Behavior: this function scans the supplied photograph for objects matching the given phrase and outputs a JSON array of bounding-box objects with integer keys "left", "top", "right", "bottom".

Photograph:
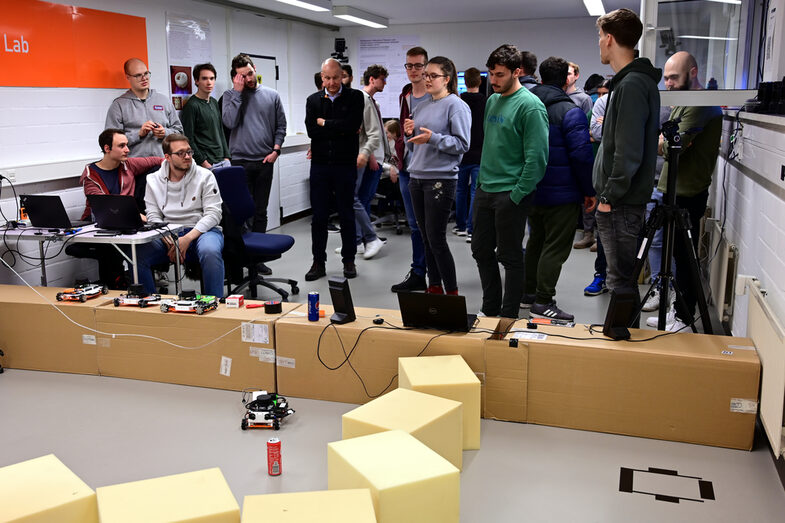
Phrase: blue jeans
[
  {"left": 398, "top": 169, "right": 426, "bottom": 277},
  {"left": 456, "top": 164, "right": 479, "bottom": 233},
  {"left": 354, "top": 165, "right": 381, "bottom": 245},
  {"left": 134, "top": 227, "right": 225, "bottom": 297},
  {"left": 646, "top": 188, "right": 667, "bottom": 279}
]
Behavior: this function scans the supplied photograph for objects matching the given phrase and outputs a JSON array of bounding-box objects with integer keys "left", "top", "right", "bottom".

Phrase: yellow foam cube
[
  {"left": 327, "top": 430, "right": 459, "bottom": 523},
  {"left": 96, "top": 467, "right": 239, "bottom": 522},
  {"left": 399, "top": 355, "right": 481, "bottom": 449},
  {"left": 0, "top": 454, "right": 97, "bottom": 523},
  {"left": 342, "top": 388, "right": 463, "bottom": 469},
  {"left": 241, "top": 489, "right": 375, "bottom": 522}
]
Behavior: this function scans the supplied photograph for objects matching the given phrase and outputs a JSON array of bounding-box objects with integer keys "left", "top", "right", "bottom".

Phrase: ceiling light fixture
[
  {"left": 275, "top": 0, "right": 331, "bottom": 12},
  {"left": 332, "top": 6, "right": 388, "bottom": 28},
  {"left": 679, "top": 35, "right": 738, "bottom": 40},
  {"left": 583, "top": 0, "right": 606, "bottom": 17},
  {"left": 705, "top": 0, "right": 741, "bottom": 5}
]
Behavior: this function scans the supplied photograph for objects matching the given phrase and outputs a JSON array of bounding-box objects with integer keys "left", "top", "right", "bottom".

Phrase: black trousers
[
  {"left": 232, "top": 159, "right": 274, "bottom": 233},
  {"left": 666, "top": 190, "right": 709, "bottom": 322},
  {"left": 471, "top": 188, "right": 533, "bottom": 318},
  {"left": 310, "top": 163, "right": 357, "bottom": 264}
]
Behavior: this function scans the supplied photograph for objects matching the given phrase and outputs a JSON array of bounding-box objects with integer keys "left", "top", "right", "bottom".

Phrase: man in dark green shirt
[
  {"left": 657, "top": 51, "right": 722, "bottom": 331},
  {"left": 471, "top": 44, "right": 549, "bottom": 318},
  {"left": 180, "top": 63, "right": 230, "bottom": 169}
]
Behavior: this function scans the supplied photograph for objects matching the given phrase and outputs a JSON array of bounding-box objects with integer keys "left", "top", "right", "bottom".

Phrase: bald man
[
  {"left": 654, "top": 51, "right": 722, "bottom": 331},
  {"left": 304, "top": 58, "right": 365, "bottom": 281},
  {"left": 106, "top": 58, "right": 183, "bottom": 157}
]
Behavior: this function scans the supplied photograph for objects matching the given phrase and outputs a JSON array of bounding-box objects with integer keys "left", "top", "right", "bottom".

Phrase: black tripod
[{"left": 632, "top": 119, "right": 713, "bottom": 334}]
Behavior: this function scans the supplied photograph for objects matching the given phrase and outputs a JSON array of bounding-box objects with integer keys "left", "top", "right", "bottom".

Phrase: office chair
[{"left": 212, "top": 166, "right": 299, "bottom": 301}]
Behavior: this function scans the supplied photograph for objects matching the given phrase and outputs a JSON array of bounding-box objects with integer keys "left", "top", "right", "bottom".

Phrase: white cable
[{"left": 0, "top": 254, "right": 255, "bottom": 350}]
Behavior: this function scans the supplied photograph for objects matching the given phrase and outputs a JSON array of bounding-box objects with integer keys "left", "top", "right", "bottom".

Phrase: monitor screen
[{"left": 457, "top": 71, "right": 488, "bottom": 94}]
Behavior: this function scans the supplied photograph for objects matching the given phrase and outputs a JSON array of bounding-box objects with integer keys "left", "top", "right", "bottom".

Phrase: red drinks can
[{"left": 267, "top": 437, "right": 282, "bottom": 476}]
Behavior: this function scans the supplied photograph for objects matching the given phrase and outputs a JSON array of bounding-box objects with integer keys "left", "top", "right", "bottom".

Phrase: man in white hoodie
[
  {"left": 136, "top": 134, "right": 225, "bottom": 297},
  {"left": 105, "top": 58, "right": 183, "bottom": 157}
]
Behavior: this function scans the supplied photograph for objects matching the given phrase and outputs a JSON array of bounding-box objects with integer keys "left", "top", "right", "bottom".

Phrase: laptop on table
[
  {"left": 20, "top": 195, "right": 92, "bottom": 230},
  {"left": 87, "top": 194, "right": 166, "bottom": 233},
  {"left": 397, "top": 292, "right": 477, "bottom": 332}
]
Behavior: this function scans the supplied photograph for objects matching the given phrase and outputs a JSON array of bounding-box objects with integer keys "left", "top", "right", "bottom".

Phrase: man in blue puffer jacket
[{"left": 523, "top": 56, "right": 596, "bottom": 321}]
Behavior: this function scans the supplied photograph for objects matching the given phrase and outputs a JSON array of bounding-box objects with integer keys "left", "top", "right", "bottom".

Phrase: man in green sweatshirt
[
  {"left": 593, "top": 8, "right": 662, "bottom": 324},
  {"left": 180, "top": 63, "right": 231, "bottom": 170},
  {"left": 471, "top": 44, "right": 549, "bottom": 318}
]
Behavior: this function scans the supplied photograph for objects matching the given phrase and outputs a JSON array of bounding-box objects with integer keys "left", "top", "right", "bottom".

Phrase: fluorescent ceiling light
[
  {"left": 275, "top": 0, "right": 331, "bottom": 12},
  {"left": 583, "top": 0, "right": 605, "bottom": 16},
  {"left": 679, "top": 35, "right": 738, "bottom": 41},
  {"left": 332, "top": 6, "right": 388, "bottom": 28},
  {"left": 705, "top": 0, "right": 741, "bottom": 4}
]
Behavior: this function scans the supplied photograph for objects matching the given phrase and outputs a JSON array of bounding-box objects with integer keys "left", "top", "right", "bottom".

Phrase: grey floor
[{"left": 2, "top": 216, "right": 785, "bottom": 522}]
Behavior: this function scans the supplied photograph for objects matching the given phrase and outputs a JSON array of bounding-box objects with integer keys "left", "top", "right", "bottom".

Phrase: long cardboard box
[
  {"left": 0, "top": 284, "right": 120, "bottom": 375},
  {"left": 511, "top": 323, "right": 760, "bottom": 449},
  {"left": 94, "top": 299, "right": 301, "bottom": 391}
]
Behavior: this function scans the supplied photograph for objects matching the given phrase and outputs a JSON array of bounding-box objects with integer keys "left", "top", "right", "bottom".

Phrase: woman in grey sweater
[{"left": 404, "top": 56, "right": 471, "bottom": 295}]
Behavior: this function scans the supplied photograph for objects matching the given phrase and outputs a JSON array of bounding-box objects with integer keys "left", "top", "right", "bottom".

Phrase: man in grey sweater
[
  {"left": 222, "top": 53, "right": 287, "bottom": 239},
  {"left": 105, "top": 58, "right": 183, "bottom": 158}
]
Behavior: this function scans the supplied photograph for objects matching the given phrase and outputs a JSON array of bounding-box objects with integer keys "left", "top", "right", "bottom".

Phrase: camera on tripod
[{"left": 660, "top": 117, "right": 682, "bottom": 145}]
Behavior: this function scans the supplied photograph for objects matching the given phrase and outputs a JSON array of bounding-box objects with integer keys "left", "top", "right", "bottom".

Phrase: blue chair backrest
[{"left": 212, "top": 166, "right": 255, "bottom": 225}]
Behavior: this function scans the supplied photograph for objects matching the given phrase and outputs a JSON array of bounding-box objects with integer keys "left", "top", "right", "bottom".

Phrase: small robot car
[
  {"left": 114, "top": 284, "right": 161, "bottom": 308},
  {"left": 56, "top": 282, "right": 108, "bottom": 302},
  {"left": 241, "top": 390, "right": 295, "bottom": 430},
  {"left": 160, "top": 289, "right": 218, "bottom": 315}
]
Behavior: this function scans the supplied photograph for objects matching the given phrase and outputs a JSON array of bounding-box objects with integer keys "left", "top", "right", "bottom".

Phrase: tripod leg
[{"left": 675, "top": 218, "right": 713, "bottom": 334}]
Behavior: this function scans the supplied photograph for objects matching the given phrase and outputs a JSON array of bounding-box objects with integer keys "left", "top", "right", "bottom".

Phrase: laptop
[
  {"left": 397, "top": 292, "right": 477, "bottom": 332},
  {"left": 20, "top": 195, "right": 92, "bottom": 229},
  {"left": 87, "top": 194, "right": 165, "bottom": 233}
]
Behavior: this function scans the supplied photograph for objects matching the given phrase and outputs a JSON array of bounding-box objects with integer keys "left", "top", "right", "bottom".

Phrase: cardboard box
[
  {"left": 275, "top": 306, "right": 488, "bottom": 404},
  {"left": 483, "top": 337, "right": 528, "bottom": 423},
  {"left": 94, "top": 299, "right": 301, "bottom": 391},
  {"left": 512, "top": 323, "right": 760, "bottom": 449},
  {"left": 0, "top": 284, "right": 120, "bottom": 375}
]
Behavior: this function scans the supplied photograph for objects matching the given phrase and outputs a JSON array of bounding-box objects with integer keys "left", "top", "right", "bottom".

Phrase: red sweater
[{"left": 79, "top": 157, "right": 163, "bottom": 220}]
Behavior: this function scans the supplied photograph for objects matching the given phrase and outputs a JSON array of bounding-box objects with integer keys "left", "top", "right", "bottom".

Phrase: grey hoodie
[
  {"left": 144, "top": 160, "right": 222, "bottom": 233},
  {"left": 105, "top": 89, "right": 183, "bottom": 158}
]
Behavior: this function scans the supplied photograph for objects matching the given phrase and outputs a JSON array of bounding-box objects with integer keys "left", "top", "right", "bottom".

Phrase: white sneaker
[
  {"left": 335, "top": 243, "right": 364, "bottom": 254},
  {"left": 363, "top": 238, "right": 384, "bottom": 259},
  {"left": 642, "top": 289, "right": 660, "bottom": 311},
  {"left": 666, "top": 317, "right": 689, "bottom": 332},
  {"left": 646, "top": 308, "right": 675, "bottom": 329}
]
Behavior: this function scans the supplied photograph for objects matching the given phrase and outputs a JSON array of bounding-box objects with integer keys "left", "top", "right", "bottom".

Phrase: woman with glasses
[{"left": 403, "top": 56, "right": 471, "bottom": 295}]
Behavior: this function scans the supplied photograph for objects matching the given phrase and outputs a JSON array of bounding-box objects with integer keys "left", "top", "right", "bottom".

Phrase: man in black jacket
[
  {"left": 304, "top": 58, "right": 365, "bottom": 281},
  {"left": 593, "top": 8, "right": 662, "bottom": 321}
]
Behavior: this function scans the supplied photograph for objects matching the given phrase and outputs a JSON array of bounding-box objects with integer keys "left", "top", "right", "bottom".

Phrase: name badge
[{"left": 153, "top": 105, "right": 164, "bottom": 111}]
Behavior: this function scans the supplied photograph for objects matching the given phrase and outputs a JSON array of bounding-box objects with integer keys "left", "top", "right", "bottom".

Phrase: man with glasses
[
  {"left": 136, "top": 133, "right": 225, "bottom": 297},
  {"left": 390, "top": 46, "right": 430, "bottom": 293},
  {"left": 222, "top": 53, "right": 287, "bottom": 243},
  {"left": 106, "top": 58, "right": 183, "bottom": 157}
]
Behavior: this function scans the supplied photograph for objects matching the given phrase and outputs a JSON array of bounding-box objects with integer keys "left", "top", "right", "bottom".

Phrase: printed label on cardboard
[
  {"left": 276, "top": 356, "right": 295, "bottom": 368},
  {"left": 250, "top": 347, "right": 262, "bottom": 358},
  {"left": 730, "top": 398, "right": 758, "bottom": 414},
  {"left": 510, "top": 330, "right": 548, "bottom": 341},
  {"left": 219, "top": 356, "right": 232, "bottom": 377},
  {"left": 82, "top": 334, "right": 97, "bottom": 345},
  {"left": 241, "top": 322, "right": 269, "bottom": 344},
  {"left": 288, "top": 310, "right": 306, "bottom": 317},
  {"left": 258, "top": 348, "right": 275, "bottom": 363}
]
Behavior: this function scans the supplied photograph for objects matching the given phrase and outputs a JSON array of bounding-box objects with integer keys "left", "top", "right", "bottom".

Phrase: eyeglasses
[
  {"left": 422, "top": 73, "right": 448, "bottom": 81},
  {"left": 170, "top": 149, "right": 194, "bottom": 158},
  {"left": 404, "top": 63, "right": 426, "bottom": 70},
  {"left": 127, "top": 71, "right": 151, "bottom": 80}
]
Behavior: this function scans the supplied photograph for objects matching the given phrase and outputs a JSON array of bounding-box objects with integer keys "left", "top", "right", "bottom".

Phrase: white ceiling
[{"left": 223, "top": 0, "right": 640, "bottom": 27}]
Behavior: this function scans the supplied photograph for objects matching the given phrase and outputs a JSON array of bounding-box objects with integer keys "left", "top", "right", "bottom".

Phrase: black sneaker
[
  {"left": 327, "top": 223, "right": 340, "bottom": 233},
  {"left": 530, "top": 301, "right": 575, "bottom": 321},
  {"left": 519, "top": 294, "right": 536, "bottom": 309},
  {"left": 391, "top": 270, "right": 427, "bottom": 292},
  {"left": 305, "top": 262, "right": 326, "bottom": 281},
  {"left": 256, "top": 262, "right": 273, "bottom": 276},
  {"left": 343, "top": 262, "right": 357, "bottom": 279}
]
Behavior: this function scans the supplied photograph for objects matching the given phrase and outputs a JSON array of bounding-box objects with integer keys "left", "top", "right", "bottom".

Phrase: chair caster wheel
[{"left": 291, "top": 286, "right": 299, "bottom": 295}]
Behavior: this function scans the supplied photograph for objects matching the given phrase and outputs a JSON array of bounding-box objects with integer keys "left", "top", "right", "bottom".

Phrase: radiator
[
  {"left": 701, "top": 218, "right": 739, "bottom": 325},
  {"left": 747, "top": 282, "right": 785, "bottom": 458}
]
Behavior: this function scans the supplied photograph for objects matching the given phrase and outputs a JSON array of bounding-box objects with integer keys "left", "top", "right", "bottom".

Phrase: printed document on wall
[{"left": 358, "top": 36, "right": 420, "bottom": 118}]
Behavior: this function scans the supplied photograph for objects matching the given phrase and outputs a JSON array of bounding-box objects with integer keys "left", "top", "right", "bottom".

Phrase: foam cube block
[
  {"left": 96, "top": 467, "right": 239, "bottom": 523},
  {"left": 0, "top": 454, "right": 98, "bottom": 523},
  {"left": 241, "top": 489, "right": 375, "bottom": 522},
  {"left": 327, "top": 430, "right": 459, "bottom": 523},
  {"left": 399, "top": 354, "right": 481, "bottom": 449},
  {"left": 342, "top": 387, "right": 463, "bottom": 469}
]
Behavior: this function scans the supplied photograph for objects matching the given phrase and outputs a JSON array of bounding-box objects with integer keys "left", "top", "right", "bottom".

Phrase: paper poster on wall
[
  {"left": 358, "top": 36, "right": 420, "bottom": 118},
  {"left": 165, "top": 13, "right": 211, "bottom": 109}
]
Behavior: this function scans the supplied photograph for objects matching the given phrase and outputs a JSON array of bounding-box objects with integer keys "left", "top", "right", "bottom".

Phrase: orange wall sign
[{"left": 0, "top": 0, "right": 148, "bottom": 88}]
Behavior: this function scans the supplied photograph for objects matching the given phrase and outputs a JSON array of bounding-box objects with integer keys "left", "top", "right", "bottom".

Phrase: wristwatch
[{"left": 599, "top": 196, "right": 610, "bottom": 205}]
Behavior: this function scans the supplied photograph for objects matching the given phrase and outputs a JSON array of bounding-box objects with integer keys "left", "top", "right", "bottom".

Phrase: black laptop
[
  {"left": 397, "top": 292, "right": 477, "bottom": 332},
  {"left": 87, "top": 194, "right": 165, "bottom": 233},
  {"left": 20, "top": 194, "right": 92, "bottom": 229}
]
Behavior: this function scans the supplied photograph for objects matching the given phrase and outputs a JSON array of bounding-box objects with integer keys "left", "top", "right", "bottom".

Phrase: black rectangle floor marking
[
  {"left": 654, "top": 494, "right": 681, "bottom": 503},
  {"left": 699, "top": 480, "right": 715, "bottom": 500},
  {"left": 648, "top": 467, "right": 678, "bottom": 476},
  {"left": 619, "top": 467, "right": 634, "bottom": 493}
]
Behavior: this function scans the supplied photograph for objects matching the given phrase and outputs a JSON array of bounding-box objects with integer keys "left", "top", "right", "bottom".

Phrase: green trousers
[{"left": 524, "top": 203, "right": 581, "bottom": 303}]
